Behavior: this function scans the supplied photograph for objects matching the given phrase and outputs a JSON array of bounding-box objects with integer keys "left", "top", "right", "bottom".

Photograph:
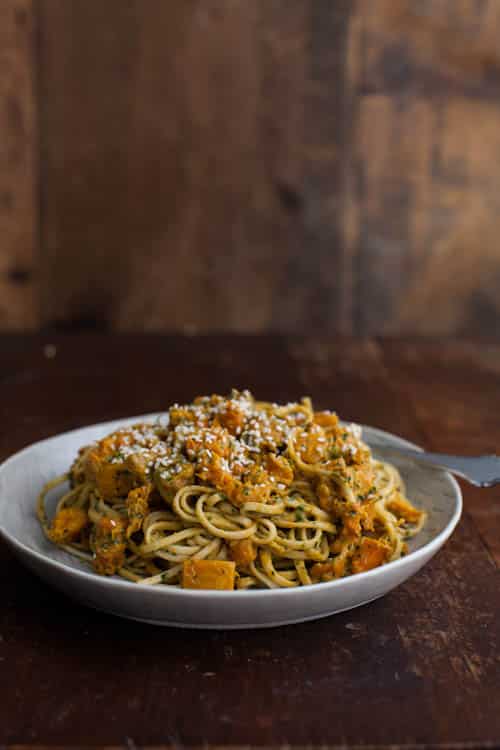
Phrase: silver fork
[{"left": 368, "top": 445, "right": 500, "bottom": 488}]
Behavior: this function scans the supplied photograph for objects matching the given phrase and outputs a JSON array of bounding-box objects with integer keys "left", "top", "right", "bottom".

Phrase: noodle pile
[{"left": 37, "top": 391, "right": 426, "bottom": 589}]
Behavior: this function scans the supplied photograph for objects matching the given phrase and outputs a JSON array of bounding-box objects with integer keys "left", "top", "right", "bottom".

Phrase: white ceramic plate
[{"left": 0, "top": 415, "right": 462, "bottom": 629}]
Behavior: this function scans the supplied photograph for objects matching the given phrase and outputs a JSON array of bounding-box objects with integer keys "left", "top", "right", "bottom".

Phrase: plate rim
[{"left": 0, "top": 412, "right": 463, "bottom": 600}]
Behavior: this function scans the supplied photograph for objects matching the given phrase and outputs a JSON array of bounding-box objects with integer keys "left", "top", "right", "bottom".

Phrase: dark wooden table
[{"left": 1, "top": 335, "right": 499, "bottom": 749}]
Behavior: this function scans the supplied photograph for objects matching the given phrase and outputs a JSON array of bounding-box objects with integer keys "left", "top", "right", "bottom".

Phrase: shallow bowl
[{"left": 0, "top": 415, "right": 462, "bottom": 628}]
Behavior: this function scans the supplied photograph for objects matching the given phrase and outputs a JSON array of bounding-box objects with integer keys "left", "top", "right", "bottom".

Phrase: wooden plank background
[
  {"left": 1, "top": 0, "right": 500, "bottom": 334},
  {"left": 0, "top": 0, "right": 37, "bottom": 330}
]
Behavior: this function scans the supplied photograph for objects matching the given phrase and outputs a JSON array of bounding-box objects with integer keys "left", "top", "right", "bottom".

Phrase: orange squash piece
[
  {"left": 351, "top": 537, "right": 390, "bottom": 574},
  {"left": 387, "top": 493, "right": 424, "bottom": 524},
  {"left": 94, "top": 462, "right": 135, "bottom": 500},
  {"left": 310, "top": 561, "right": 335, "bottom": 582},
  {"left": 295, "top": 424, "right": 328, "bottom": 464},
  {"left": 182, "top": 559, "right": 236, "bottom": 590},
  {"left": 126, "top": 483, "right": 153, "bottom": 538},
  {"left": 313, "top": 411, "right": 339, "bottom": 430},
  {"left": 265, "top": 454, "right": 293, "bottom": 485},
  {"left": 49, "top": 507, "right": 88, "bottom": 544},
  {"left": 216, "top": 402, "right": 245, "bottom": 435},
  {"left": 311, "top": 554, "right": 347, "bottom": 581},
  {"left": 229, "top": 539, "right": 256, "bottom": 567},
  {"left": 92, "top": 517, "right": 128, "bottom": 576}
]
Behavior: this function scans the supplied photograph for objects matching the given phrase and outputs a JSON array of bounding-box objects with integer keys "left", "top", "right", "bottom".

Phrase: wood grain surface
[
  {"left": 0, "top": 334, "right": 499, "bottom": 749},
  {"left": 347, "top": 1, "right": 500, "bottom": 336},
  {"left": 3, "top": 1, "right": 500, "bottom": 332},
  {"left": 0, "top": 0, "right": 37, "bottom": 330}
]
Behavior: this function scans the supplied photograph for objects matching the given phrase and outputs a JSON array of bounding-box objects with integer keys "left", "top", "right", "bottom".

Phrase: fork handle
[{"left": 370, "top": 446, "right": 500, "bottom": 488}]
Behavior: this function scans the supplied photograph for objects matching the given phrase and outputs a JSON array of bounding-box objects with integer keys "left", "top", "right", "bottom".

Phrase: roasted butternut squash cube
[
  {"left": 196, "top": 454, "right": 236, "bottom": 498},
  {"left": 91, "top": 517, "right": 127, "bottom": 576},
  {"left": 295, "top": 423, "right": 328, "bottom": 464},
  {"left": 217, "top": 403, "right": 245, "bottom": 435},
  {"left": 341, "top": 506, "right": 362, "bottom": 537},
  {"left": 182, "top": 559, "right": 236, "bottom": 590},
  {"left": 125, "top": 452, "right": 151, "bottom": 482},
  {"left": 351, "top": 537, "right": 390, "bottom": 574},
  {"left": 311, "top": 556, "right": 347, "bottom": 581},
  {"left": 161, "top": 463, "right": 195, "bottom": 494},
  {"left": 49, "top": 507, "right": 88, "bottom": 544},
  {"left": 126, "top": 483, "right": 153, "bottom": 537},
  {"left": 386, "top": 493, "right": 424, "bottom": 524},
  {"left": 95, "top": 462, "right": 135, "bottom": 500},
  {"left": 185, "top": 426, "right": 231, "bottom": 459},
  {"left": 229, "top": 539, "right": 256, "bottom": 567},
  {"left": 313, "top": 411, "right": 339, "bottom": 430},
  {"left": 265, "top": 454, "right": 293, "bottom": 485}
]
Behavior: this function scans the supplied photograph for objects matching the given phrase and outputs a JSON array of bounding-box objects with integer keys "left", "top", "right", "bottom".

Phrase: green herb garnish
[{"left": 295, "top": 505, "right": 305, "bottom": 522}]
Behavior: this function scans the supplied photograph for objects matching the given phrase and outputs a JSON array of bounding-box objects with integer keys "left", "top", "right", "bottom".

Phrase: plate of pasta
[{"left": 0, "top": 391, "right": 461, "bottom": 628}]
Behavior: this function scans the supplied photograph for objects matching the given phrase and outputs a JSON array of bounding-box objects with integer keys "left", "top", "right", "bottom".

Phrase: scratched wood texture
[
  {"left": 0, "top": 335, "right": 499, "bottom": 749},
  {"left": 3, "top": 0, "right": 500, "bottom": 335}
]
